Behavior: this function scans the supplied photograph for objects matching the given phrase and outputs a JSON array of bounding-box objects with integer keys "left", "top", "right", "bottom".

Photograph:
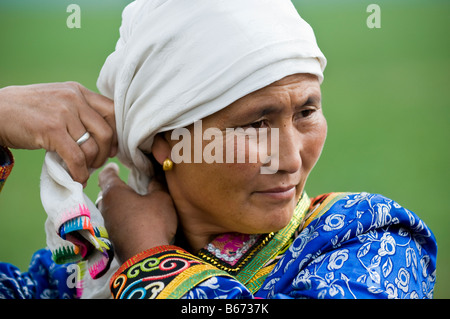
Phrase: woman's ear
[{"left": 151, "top": 133, "right": 172, "bottom": 165}]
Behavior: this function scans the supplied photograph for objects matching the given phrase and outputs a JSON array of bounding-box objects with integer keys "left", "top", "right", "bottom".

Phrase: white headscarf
[{"left": 41, "top": 0, "right": 326, "bottom": 298}]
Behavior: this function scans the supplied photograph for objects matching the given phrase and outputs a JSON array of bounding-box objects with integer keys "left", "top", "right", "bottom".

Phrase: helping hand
[
  {"left": 0, "top": 82, "right": 117, "bottom": 185},
  {"left": 97, "top": 163, "right": 178, "bottom": 264}
]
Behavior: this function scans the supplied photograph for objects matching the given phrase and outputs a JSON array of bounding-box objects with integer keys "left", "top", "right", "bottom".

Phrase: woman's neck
[{"left": 176, "top": 216, "right": 229, "bottom": 253}]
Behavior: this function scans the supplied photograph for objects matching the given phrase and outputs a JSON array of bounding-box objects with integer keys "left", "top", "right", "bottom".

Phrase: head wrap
[{"left": 40, "top": 0, "right": 326, "bottom": 298}]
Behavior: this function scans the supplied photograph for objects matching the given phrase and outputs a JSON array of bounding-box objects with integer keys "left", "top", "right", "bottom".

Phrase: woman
[
  {"left": 91, "top": 0, "right": 437, "bottom": 299},
  {"left": 2, "top": 0, "right": 437, "bottom": 299},
  {"left": 98, "top": 74, "right": 437, "bottom": 298}
]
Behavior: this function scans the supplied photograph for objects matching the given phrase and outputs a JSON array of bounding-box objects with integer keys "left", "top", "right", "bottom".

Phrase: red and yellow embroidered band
[{"left": 110, "top": 245, "right": 232, "bottom": 299}]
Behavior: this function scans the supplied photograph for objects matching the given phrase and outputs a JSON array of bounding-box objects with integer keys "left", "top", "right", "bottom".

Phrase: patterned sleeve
[
  {"left": 0, "top": 148, "right": 78, "bottom": 299},
  {"left": 0, "top": 248, "right": 76, "bottom": 299},
  {"left": 0, "top": 146, "right": 14, "bottom": 193},
  {"left": 110, "top": 245, "right": 254, "bottom": 299},
  {"left": 261, "top": 193, "right": 437, "bottom": 299}
]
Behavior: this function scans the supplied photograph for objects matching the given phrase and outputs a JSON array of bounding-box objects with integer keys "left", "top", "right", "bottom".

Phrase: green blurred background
[{"left": 0, "top": 0, "right": 448, "bottom": 298}]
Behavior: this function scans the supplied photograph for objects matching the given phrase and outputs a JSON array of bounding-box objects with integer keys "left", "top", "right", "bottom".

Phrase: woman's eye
[
  {"left": 300, "top": 109, "right": 314, "bottom": 118},
  {"left": 244, "top": 120, "right": 267, "bottom": 129}
]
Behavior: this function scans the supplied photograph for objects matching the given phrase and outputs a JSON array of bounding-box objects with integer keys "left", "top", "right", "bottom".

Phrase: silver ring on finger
[
  {"left": 76, "top": 131, "right": 91, "bottom": 146},
  {"left": 95, "top": 194, "right": 103, "bottom": 208}
]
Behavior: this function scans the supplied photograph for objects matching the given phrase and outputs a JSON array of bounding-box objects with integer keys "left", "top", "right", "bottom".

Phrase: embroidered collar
[
  {"left": 196, "top": 193, "right": 310, "bottom": 281},
  {"left": 198, "top": 232, "right": 275, "bottom": 274},
  {"left": 204, "top": 233, "right": 262, "bottom": 266}
]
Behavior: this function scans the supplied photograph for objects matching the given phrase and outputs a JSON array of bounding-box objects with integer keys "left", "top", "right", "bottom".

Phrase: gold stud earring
[{"left": 162, "top": 158, "right": 174, "bottom": 171}]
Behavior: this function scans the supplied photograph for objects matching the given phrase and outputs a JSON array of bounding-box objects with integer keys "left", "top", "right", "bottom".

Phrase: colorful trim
[
  {"left": 53, "top": 211, "right": 114, "bottom": 281},
  {"left": 52, "top": 244, "right": 81, "bottom": 264},
  {"left": 302, "top": 192, "right": 351, "bottom": 230},
  {"left": 158, "top": 264, "right": 233, "bottom": 299},
  {"left": 0, "top": 147, "right": 14, "bottom": 193},
  {"left": 110, "top": 245, "right": 229, "bottom": 299},
  {"left": 246, "top": 263, "right": 276, "bottom": 293},
  {"left": 197, "top": 232, "right": 275, "bottom": 273},
  {"left": 112, "top": 245, "right": 182, "bottom": 278},
  {"left": 59, "top": 215, "right": 94, "bottom": 240}
]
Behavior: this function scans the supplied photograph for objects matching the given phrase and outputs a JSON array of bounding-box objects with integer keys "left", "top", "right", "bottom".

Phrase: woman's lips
[{"left": 254, "top": 185, "right": 296, "bottom": 201}]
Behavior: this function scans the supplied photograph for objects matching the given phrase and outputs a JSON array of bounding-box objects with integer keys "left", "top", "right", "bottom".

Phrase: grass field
[{"left": 0, "top": 0, "right": 449, "bottom": 298}]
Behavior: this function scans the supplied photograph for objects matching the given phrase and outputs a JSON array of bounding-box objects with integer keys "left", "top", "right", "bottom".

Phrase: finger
[
  {"left": 67, "top": 123, "right": 98, "bottom": 172},
  {"left": 55, "top": 135, "right": 90, "bottom": 185},
  {"left": 61, "top": 83, "right": 115, "bottom": 166},
  {"left": 77, "top": 105, "right": 114, "bottom": 168},
  {"left": 78, "top": 137, "right": 99, "bottom": 169},
  {"left": 41, "top": 102, "right": 90, "bottom": 184},
  {"left": 79, "top": 88, "right": 118, "bottom": 157},
  {"left": 79, "top": 87, "right": 115, "bottom": 128},
  {"left": 98, "top": 162, "right": 124, "bottom": 194},
  {"left": 98, "top": 163, "right": 131, "bottom": 219}
]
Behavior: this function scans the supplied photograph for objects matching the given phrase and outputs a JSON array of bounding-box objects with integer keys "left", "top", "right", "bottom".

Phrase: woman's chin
[{"left": 239, "top": 206, "right": 295, "bottom": 235}]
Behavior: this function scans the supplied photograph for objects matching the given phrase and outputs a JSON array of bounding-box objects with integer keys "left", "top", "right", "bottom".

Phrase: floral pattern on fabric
[
  {"left": 259, "top": 193, "right": 437, "bottom": 299},
  {"left": 182, "top": 276, "right": 254, "bottom": 299},
  {"left": 0, "top": 248, "right": 76, "bottom": 299}
]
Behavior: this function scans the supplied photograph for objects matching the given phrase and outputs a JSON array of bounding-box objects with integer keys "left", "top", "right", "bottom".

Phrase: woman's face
[{"left": 159, "top": 73, "right": 327, "bottom": 241}]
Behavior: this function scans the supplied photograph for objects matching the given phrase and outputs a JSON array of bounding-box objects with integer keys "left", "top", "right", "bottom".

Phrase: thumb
[
  {"left": 97, "top": 162, "right": 131, "bottom": 215},
  {"left": 98, "top": 162, "right": 125, "bottom": 194}
]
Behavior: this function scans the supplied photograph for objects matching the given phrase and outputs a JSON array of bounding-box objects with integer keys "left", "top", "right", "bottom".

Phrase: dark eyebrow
[
  {"left": 256, "top": 93, "right": 322, "bottom": 117},
  {"left": 230, "top": 105, "right": 280, "bottom": 127},
  {"left": 258, "top": 105, "right": 281, "bottom": 117},
  {"left": 301, "top": 94, "right": 322, "bottom": 107},
  {"left": 228, "top": 92, "right": 322, "bottom": 126}
]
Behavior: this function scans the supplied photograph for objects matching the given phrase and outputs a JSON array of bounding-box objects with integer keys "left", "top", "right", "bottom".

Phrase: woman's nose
[{"left": 275, "top": 126, "right": 302, "bottom": 175}]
